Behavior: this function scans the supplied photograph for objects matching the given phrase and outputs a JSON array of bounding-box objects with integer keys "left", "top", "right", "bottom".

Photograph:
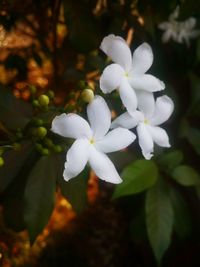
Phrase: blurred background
[{"left": 0, "top": 0, "right": 200, "bottom": 266}]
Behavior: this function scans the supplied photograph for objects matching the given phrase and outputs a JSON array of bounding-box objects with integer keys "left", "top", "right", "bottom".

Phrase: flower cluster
[
  {"left": 158, "top": 6, "right": 200, "bottom": 46},
  {"left": 51, "top": 34, "right": 174, "bottom": 184}
]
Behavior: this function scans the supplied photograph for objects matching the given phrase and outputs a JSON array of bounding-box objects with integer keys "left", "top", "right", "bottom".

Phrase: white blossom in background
[
  {"left": 111, "top": 92, "right": 174, "bottom": 160},
  {"left": 158, "top": 6, "right": 200, "bottom": 46},
  {"left": 178, "top": 18, "right": 200, "bottom": 46},
  {"left": 99, "top": 34, "right": 165, "bottom": 115},
  {"left": 51, "top": 95, "right": 136, "bottom": 184}
]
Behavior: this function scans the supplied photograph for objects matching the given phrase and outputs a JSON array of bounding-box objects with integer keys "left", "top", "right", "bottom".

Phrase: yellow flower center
[
  {"left": 90, "top": 138, "right": 95, "bottom": 144},
  {"left": 124, "top": 72, "right": 129, "bottom": 77},
  {"left": 144, "top": 118, "right": 149, "bottom": 124}
]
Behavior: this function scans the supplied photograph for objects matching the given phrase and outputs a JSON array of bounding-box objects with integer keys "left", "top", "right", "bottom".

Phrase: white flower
[
  {"left": 99, "top": 34, "right": 165, "bottom": 116},
  {"left": 178, "top": 18, "right": 200, "bottom": 46},
  {"left": 158, "top": 6, "right": 200, "bottom": 45},
  {"left": 51, "top": 95, "right": 136, "bottom": 184},
  {"left": 158, "top": 6, "right": 180, "bottom": 43},
  {"left": 111, "top": 92, "right": 174, "bottom": 160}
]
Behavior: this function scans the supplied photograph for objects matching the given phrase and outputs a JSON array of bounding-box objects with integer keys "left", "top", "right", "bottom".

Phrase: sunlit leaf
[{"left": 113, "top": 160, "right": 158, "bottom": 199}]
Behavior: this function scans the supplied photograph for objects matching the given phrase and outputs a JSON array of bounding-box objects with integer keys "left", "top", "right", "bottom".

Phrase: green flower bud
[
  {"left": 41, "top": 148, "right": 49, "bottom": 156},
  {"left": 44, "top": 138, "right": 54, "bottom": 148},
  {"left": 53, "top": 145, "right": 62, "bottom": 153},
  {"left": 47, "top": 90, "right": 55, "bottom": 99},
  {"left": 35, "top": 143, "right": 43, "bottom": 152},
  {"left": 81, "top": 89, "right": 94, "bottom": 103},
  {"left": 78, "top": 80, "right": 86, "bottom": 89},
  {"left": 0, "top": 157, "right": 4, "bottom": 167},
  {"left": 35, "top": 118, "right": 43, "bottom": 126},
  {"left": 38, "top": 95, "right": 50, "bottom": 106},
  {"left": 29, "top": 85, "right": 37, "bottom": 94},
  {"left": 32, "top": 100, "right": 39, "bottom": 107},
  {"left": 37, "top": 127, "right": 47, "bottom": 139}
]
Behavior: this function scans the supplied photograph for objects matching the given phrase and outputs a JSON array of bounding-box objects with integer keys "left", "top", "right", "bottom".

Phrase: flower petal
[
  {"left": 89, "top": 146, "right": 122, "bottom": 184},
  {"left": 169, "top": 6, "right": 180, "bottom": 21},
  {"left": 119, "top": 78, "right": 137, "bottom": 115},
  {"left": 95, "top": 127, "right": 136, "bottom": 153},
  {"left": 137, "top": 123, "right": 154, "bottom": 160},
  {"left": 162, "top": 29, "right": 173, "bottom": 43},
  {"left": 150, "top": 95, "right": 174, "bottom": 126},
  {"left": 100, "top": 34, "right": 132, "bottom": 71},
  {"left": 158, "top": 22, "right": 172, "bottom": 31},
  {"left": 136, "top": 91, "right": 155, "bottom": 118},
  {"left": 111, "top": 111, "right": 143, "bottom": 129},
  {"left": 132, "top": 43, "right": 153, "bottom": 74},
  {"left": 129, "top": 74, "right": 165, "bottom": 92},
  {"left": 87, "top": 95, "right": 111, "bottom": 140},
  {"left": 147, "top": 125, "right": 170, "bottom": 147},
  {"left": 99, "top": 63, "right": 124, "bottom": 94},
  {"left": 51, "top": 113, "right": 92, "bottom": 139},
  {"left": 63, "top": 139, "right": 90, "bottom": 181},
  {"left": 184, "top": 17, "right": 196, "bottom": 30}
]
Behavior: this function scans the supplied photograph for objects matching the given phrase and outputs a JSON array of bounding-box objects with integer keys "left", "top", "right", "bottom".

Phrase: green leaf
[
  {"left": 59, "top": 167, "right": 89, "bottom": 214},
  {"left": 186, "top": 127, "right": 200, "bottom": 156},
  {"left": 172, "top": 165, "right": 200, "bottom": 186},
  {"left": 24, "top": 155, "right": 57, "bottom": 244},
  {"left": 112, "top": 160, "right": 158, "bottom": 199},
  {"left": 170, "top": 188, "right": 191, "bottom": 239},
  {"left": 0, "top": 142, "right": 33, "bottom": 193},
  {"left": 2, "top": 149, "right": 38, "bottom": 232},
  {"left": 145, "top": 181, "right": 173, "bottom": 263},
  {"left": 158, "top": 150, "right": 183, "bottom": 171}
]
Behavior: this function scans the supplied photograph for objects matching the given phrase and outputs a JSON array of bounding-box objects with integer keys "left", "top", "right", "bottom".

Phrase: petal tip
[
  {"left": 143, "top": 152, "right": 153, "bottom": 160},
  {"left": 100, "top": 34, "right": 116, "bottom": 52},
  {"left": 115, "top": 177, "right": 123, "bottom": 184},
  {"left": 159, "top": 80, "right": 165, "bottom": 90}
]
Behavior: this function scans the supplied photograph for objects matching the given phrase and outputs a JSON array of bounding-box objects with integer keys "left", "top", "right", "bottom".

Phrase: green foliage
[
  {"left": 169, "top": 188, "right": 191, "bottom": 239},
  {"left": 158, "top": 150, "right": 184, "bottom": 171},
  {"left": 2, "top": 149, "right": 38, "bottom": 232},
  {"left": 113, "top": 160, "right": 158, "bottom": 199},
  {"left": 172, "top": 165, "right": 200, "bottom": 186},
  {"left": 145, "top": 180, "right": 173, "bottom": 264},
  {"left": 24, "top": 155, "right": 57, "bottom": 244},
  {"left": 59, "top": 167, "right": 89, "bottom": 214},
  {"left": 0, "top": 142, "right": 33, "bottom": 193}
]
